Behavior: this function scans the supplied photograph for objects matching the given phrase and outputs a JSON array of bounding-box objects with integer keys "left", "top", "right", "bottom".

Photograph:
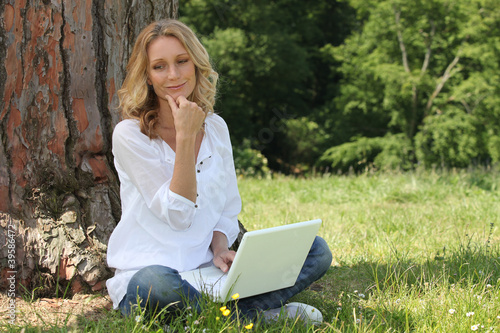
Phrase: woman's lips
[{"left": 167, "top": 82, "right": 186, "bottom": 90}]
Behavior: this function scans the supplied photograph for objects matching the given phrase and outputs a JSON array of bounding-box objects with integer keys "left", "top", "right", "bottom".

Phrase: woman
[{"left": 106, "top": 19, "right": 332, "bottom": 324}]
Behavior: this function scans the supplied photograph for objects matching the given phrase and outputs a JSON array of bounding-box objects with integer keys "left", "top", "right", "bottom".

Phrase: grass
[{"left": 3, "top": 168, "right": 500, "bottom": 332}]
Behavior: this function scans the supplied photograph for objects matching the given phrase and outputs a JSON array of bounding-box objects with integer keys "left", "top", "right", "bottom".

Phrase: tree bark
[{"left": 0, "top": 0, "right": 178, "bottom": 296}]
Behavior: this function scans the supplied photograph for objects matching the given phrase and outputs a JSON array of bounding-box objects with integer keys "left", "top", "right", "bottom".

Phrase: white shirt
[{"left": 106, "top": 114, "right": 241, "bottom": 309}]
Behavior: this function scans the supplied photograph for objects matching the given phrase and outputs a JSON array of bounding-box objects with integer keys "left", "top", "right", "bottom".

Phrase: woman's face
[{"left": 147, "top": 36, "right": 196, "bottom": 103}]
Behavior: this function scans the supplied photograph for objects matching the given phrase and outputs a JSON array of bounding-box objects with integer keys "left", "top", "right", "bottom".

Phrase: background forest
[{"left": 179, "top": 0, "right": 500, "bottom": 175}]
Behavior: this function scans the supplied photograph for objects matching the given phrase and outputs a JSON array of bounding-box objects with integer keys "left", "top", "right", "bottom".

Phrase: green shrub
[
  {"left": 486, "top": 133, "right": 500, "bottom": 165},
  {"left": 318, "top": 133, "right": 413, "bottom": 173},
  {"left": 318, "top": 137, "right": 383, "bottom": 173},
  {"left": 415, "top": 109, "right": 486, "bottom": 168},
  {"left": 233, "top": 139, "right": 270, "bottom": 177},
  {"left": 279, "top": 117, "right": 328, "bottom": 174}
]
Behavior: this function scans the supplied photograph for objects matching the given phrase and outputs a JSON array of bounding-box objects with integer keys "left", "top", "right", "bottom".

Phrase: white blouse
[{"left": 106, "top": 114, "right": 242, "bottom": 309}]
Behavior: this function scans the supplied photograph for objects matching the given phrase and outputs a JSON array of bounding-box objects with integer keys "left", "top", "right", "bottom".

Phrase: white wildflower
[
  {"left": 135, "top": 315, "right": 142, "bottom": 323},
  {"left": 449, "top": 309, "right": 456, "bottom": 314},
  {"left": 467, "top": 312, "right": 475, "bottom": 317},
  {"left": 471, "top": 324, "right": 479, "bottom": 331}
]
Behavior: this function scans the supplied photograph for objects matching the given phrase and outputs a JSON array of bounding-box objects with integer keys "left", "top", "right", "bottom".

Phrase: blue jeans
[{"left": 119, "top": 236, "right": 332, "bottom": 320}]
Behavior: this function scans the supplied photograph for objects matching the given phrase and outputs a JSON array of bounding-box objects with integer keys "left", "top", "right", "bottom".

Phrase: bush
[
  {"left": 278, "top": 117, "right": 328, "bottom": 174},
  {"left": 373, "top": 134, "right": 413, "bottom": 171},
  {"left": 318, "top": 134, "right": 413, "bottom": 173},
  {"left": 415, "top": 109, "right": 486, "bottom": 168},
  {"left": 233, "top": 139, "right": 270, "bottom": 177},
  {"left": 486, "top": 133, "right": 500, "bottom": 165}
]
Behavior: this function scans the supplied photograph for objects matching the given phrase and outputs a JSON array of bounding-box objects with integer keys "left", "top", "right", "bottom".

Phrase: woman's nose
[{"left": 167, "top": 66, "right": 180, "bottom": 80}]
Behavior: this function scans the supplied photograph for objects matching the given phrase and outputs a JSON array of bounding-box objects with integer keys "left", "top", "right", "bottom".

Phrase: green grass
[{"left": 5, "top": 169, "right": 500, "bottom": 332}]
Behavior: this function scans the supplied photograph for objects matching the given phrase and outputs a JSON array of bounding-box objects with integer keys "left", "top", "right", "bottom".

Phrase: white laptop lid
[{"left": 180, "top": 219, "right": 322, "bottom": 302}]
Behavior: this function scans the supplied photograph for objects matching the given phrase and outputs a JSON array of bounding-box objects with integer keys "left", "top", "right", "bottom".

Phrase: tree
[
  {"left": 0, "top": 0, "right": 178, "bottom": 295},
  {"left": 319, "top": 0, "right": 500, "bottom": 170}
]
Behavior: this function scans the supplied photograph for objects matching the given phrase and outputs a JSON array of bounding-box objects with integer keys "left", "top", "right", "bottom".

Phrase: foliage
[
  {"left": 318, "top": 133, "right": 413, "bottom": 173},
  {"left": 487, "top": 134, "right": 500, "bottom": 165},
  {"left": 233, "top": 138, "right": 270, "bottom": 177},
  {"left": 271, "top": 117, "right": 329, "bottom": 174},
  {"left": 414, "top": 108, "right": 486, "bottom": 168},
  {"left": 319, "top": 0, "right": 500, "bottom": 171},
  {"left": 180, "top": 0, "right": 500, "bottom": 173}
]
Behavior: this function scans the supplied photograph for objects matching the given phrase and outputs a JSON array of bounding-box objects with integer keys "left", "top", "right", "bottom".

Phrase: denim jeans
[{"left": 119, "top": 236, "right": 332, "bottom": 320}]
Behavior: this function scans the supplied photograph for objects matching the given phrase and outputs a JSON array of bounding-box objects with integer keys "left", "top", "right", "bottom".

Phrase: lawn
[
  {"left": 3, "top": 169, "right": 500, "bottom": 332},
  {"left": 238, "top": 169, "right": 500, "bottom": 332}
]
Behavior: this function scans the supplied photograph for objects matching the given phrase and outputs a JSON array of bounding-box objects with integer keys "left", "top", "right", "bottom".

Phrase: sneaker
[{"left": 262, "top": 302, "right": 323, "bottom": 326}]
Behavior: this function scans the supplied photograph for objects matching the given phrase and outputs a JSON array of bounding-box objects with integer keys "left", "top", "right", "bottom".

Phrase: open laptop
[{"left": 180, "top": 219, "right": 322, "bottom": 302}]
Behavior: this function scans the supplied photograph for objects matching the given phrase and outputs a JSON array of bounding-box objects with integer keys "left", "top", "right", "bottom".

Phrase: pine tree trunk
[{"left": 0, "top": 0, "right": 178, "bottom": 296}]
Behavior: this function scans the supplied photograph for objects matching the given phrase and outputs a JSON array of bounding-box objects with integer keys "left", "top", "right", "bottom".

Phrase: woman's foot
[{"left": 262, "top": 302, "right": 323, "bottom": 325}]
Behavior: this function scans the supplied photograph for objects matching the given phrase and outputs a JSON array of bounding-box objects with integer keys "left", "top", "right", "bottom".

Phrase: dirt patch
[{"left": 0, "top": 292, "right": 113, "bottom": 329}]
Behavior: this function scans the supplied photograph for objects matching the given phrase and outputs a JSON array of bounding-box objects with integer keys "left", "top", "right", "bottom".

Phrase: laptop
[{"left": 180, "top": 219, "right": 322, "bottom": 302}]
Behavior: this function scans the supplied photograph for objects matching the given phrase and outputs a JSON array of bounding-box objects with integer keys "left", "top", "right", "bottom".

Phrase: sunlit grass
[
  {"left": 4, "top": 168, "right": 500, "bottom": 332},
  {"left": 238, "top": 168, "right": 500, "bottom": 332}
]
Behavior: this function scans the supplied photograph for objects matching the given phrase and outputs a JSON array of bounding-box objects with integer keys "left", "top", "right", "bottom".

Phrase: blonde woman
[{"left": 106, "top": 19, "right": 332, "bottom": 324}]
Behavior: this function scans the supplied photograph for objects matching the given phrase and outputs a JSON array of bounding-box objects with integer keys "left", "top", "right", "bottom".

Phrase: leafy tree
[{"left": 320, "top": 0, "right": 500, "bottom": 170}]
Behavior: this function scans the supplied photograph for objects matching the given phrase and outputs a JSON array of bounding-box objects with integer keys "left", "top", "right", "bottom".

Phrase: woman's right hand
[{"left": 166, "top": 95, "right": 205, "bottom": 138}]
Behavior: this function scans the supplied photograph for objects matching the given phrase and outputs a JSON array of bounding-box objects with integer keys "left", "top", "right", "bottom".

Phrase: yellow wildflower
[
  {"left": 232, "top": 293, "right": 240, "bottom": 300},
  {"left": 222, "top": 309, "right": 231, "bottom": 316},
  {"left": 245, "top": 323, "right": 254, "bottom": 330},
  {"left": 220, "top": 306, "right": 227, "bottom": 312}
]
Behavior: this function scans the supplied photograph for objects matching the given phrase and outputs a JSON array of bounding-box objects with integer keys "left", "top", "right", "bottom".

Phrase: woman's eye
[
  {"left": 153, "top": 65, "right": 164, "bottom": 70},
  {"left": 178, "top": 59, "right": 188, "bottom": 64}
]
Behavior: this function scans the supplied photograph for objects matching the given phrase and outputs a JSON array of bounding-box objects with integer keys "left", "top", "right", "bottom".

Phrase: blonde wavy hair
[{"left": 118, "top": 19, "right": 218, "bottom": 138}]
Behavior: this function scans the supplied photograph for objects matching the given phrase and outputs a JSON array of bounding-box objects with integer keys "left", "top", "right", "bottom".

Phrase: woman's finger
[{"left": 166, "top": 95, "right": 179, "bottom": 111}]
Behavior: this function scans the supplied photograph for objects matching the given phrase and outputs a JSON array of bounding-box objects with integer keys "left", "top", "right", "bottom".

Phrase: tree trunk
[{"left": 0, "top": 0, "right": 178, "bottom": 296}]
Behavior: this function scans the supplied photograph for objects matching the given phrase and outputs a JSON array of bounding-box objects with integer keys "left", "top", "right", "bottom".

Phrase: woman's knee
[
  {"left": 126, "top": 265, "right": 184, "bottom": 309},
  {"left": 312, "top": 236, "right": 333, "bottom": 273}
]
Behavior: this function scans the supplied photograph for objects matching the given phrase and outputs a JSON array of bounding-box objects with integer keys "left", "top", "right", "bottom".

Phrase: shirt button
[
  {"left": 200, "top": 161, "right": 203, "bottom": 165},
  {"left": 197, "top": 170, "right": 201, "bottom": 173},
  {"left": 195, "top": 204, "right": 198, "bottom": 208}
]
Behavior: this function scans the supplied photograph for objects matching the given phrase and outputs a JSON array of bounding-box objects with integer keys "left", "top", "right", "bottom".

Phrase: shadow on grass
[{"left": 290, "top": 230, "right": 500, "bottom": 332}]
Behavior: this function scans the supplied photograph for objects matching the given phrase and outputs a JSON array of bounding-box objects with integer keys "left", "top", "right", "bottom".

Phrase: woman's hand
[
  {"left": 166, "top": 95, "right": 205, "bottom": 138},
  {"left": 211, "top": 231, "right": 235, "bottom": 273},
  {"left": 213, "top": 249, "right": 236, "bottom": 273}
]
